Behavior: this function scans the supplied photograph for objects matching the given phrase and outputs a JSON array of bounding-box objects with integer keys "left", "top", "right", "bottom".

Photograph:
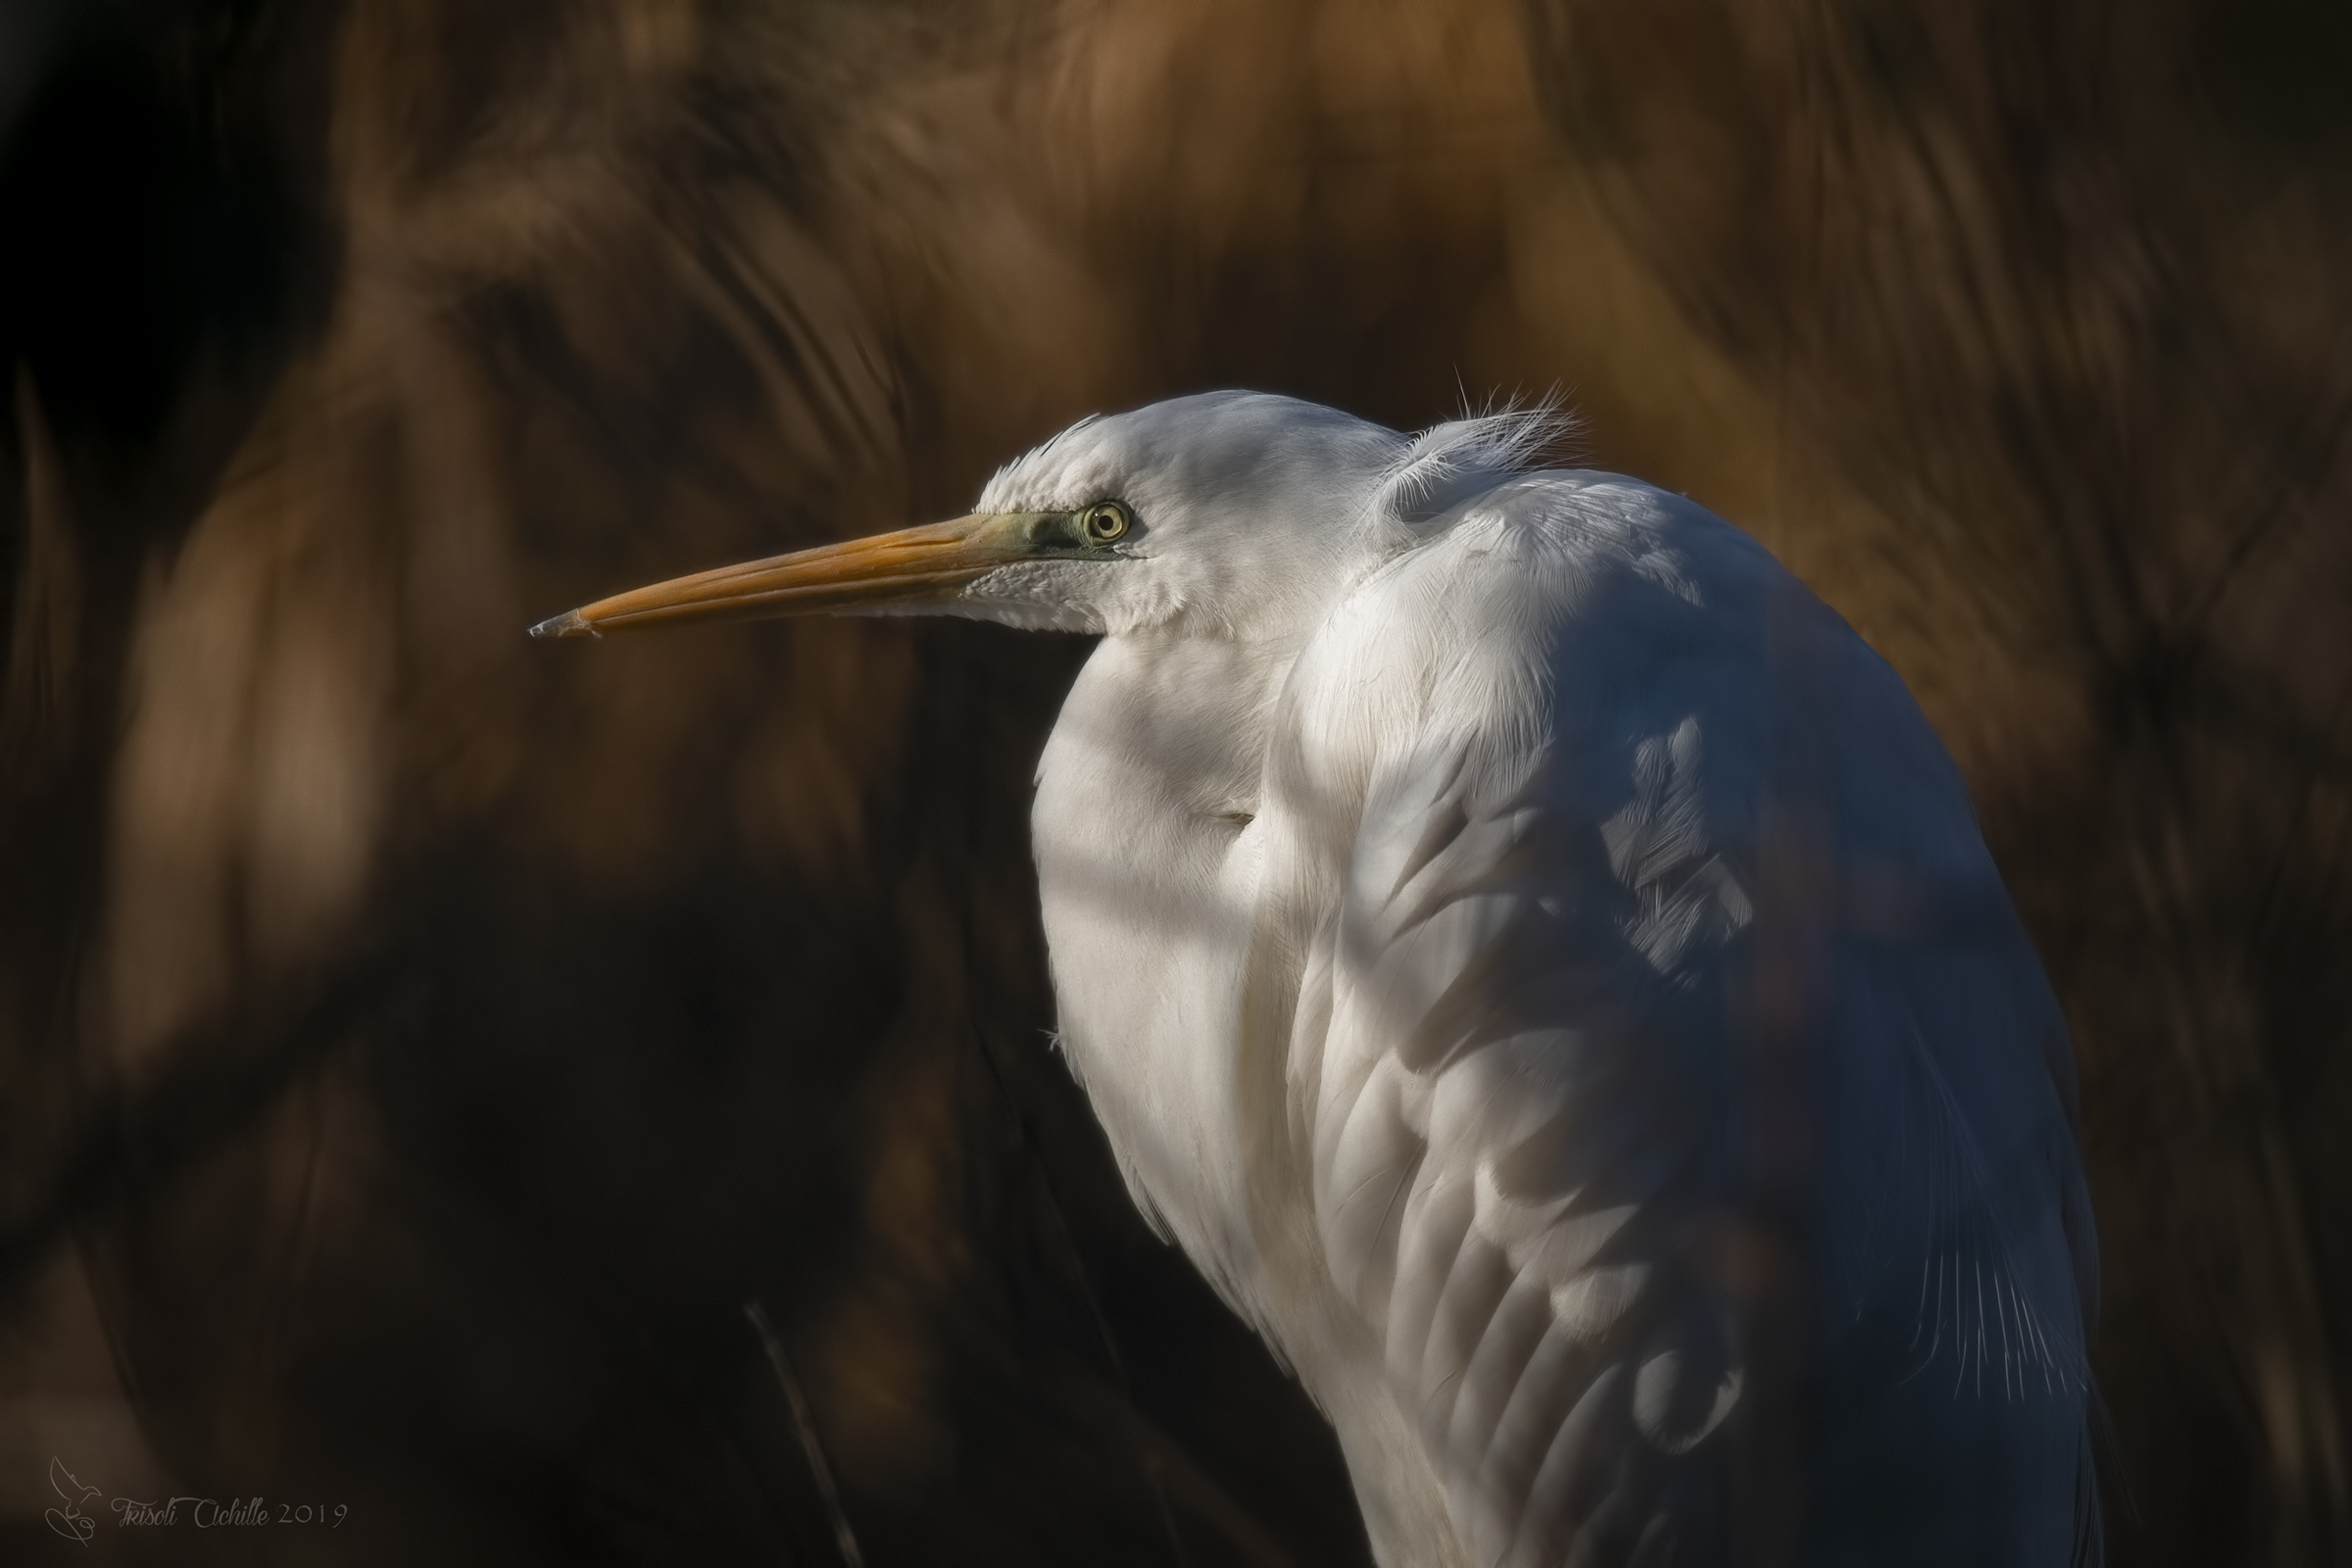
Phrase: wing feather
[{"left": 1269, "top": 475, "right": 2096, "bottom": 1567}]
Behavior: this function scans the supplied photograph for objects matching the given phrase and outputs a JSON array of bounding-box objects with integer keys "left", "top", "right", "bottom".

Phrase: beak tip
[{"left": 529, "top": 610, "right": 598, "bottom": 641}]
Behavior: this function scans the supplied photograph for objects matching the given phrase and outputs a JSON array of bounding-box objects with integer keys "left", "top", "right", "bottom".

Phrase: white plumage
[{"left": 536, "top": 391, "right": 2100, "bottom": 1567}]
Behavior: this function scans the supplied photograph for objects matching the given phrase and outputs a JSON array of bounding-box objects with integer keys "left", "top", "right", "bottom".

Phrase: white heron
[{"left": 533, "top": 392, "right": 2099, "bottom": 1567}]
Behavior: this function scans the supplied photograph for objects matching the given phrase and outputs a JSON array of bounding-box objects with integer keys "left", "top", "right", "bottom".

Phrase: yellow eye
[{"left": 1079, "top": 502, "right": 1131, "bottom": 544}]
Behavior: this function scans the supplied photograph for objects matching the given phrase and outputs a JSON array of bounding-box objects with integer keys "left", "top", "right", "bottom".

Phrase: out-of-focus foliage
[{"left": 0, "top": 0, "right": 2344, "bottom": 1564}]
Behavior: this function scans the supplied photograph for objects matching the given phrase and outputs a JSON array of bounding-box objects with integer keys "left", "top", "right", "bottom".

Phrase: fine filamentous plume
[{"left": 535, "top": 391, "right": 2101, "bottom": 1566}]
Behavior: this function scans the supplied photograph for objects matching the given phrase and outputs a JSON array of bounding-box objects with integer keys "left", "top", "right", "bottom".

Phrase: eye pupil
[{"left": 1084, "top": 503, "right": 1129, "bottom": 543}]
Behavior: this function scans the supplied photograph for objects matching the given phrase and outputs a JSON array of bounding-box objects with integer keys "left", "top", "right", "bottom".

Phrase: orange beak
[{"left": 529, "top": 513, "right": 1040, "bottom": 639}]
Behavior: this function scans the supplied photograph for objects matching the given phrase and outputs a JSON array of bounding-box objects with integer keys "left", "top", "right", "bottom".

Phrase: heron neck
[
  {"left": 1026, "top": 628, "right": 1303, "bottom": 1307},
  {"left": 1061, "top": 630, "right": 1300, "bottom": 816}
]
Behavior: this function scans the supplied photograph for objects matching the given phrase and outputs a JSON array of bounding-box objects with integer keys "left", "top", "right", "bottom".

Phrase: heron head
[
  {"left": 529, "top": 392, "right": 1429, "bottom": 644},
  {"left": 530, "top": 391, "right": 1565, "bottom": 643}
]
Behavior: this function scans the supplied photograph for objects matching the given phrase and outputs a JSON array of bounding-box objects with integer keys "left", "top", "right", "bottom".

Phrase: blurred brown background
[{"left": 1, "top": 0, "right": 2346, "bottom": 1563}]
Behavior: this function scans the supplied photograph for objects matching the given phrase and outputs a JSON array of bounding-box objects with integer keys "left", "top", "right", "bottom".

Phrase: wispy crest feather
[{"left": 1372, "top": 397, "right": 1581, "bottom": 529}]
